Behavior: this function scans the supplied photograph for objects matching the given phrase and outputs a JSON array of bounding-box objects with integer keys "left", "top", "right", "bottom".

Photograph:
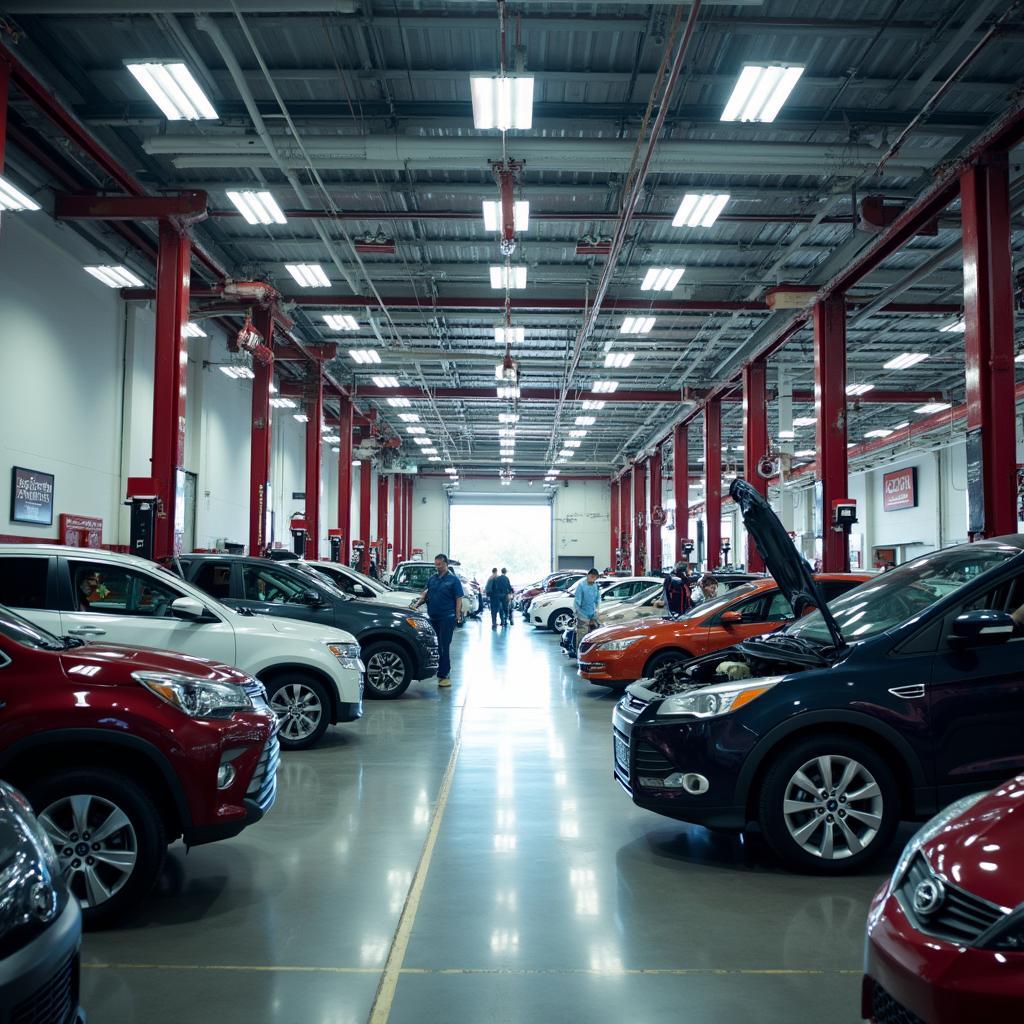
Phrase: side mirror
[
  {"left": 721, "top": 610, "right": 743, "bottom": 625},
  {"left": 353, "top": 584, "right": 370, "bottom": 597},
  {"left": 949, "top": 609, "right": 1016, "bottom": 646},
  {"left": 303, "top": 589, "right": 323, "bottom": 606},
  {"left": 170, "top": 596, "right": 210, "bottom": 621}
]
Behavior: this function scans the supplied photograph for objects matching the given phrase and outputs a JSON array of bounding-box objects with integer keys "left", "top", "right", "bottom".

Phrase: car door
[
  {"left": 234, "top": 562, "right": 336, "bottom": 628},
  {"left": 59, "top": 556, "right": 236, "bottom": 663},
  {"left": 0, "top": 554, "right": 63, "bottom": 636},
  {"left": 929, "top": 572, "right": 1024, "bottom": 799},
  {"left": 705, "top": 588, "right": 792, "bottom": 647}
]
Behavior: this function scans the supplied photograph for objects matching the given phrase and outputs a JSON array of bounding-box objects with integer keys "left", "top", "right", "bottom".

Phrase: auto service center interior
[{"left": 1, "top": 3, "right": 1024, "bottom": 1024}]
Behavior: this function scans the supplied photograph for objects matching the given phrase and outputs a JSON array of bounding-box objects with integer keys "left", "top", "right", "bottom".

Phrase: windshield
[
  {"left": 0, "top": 604, "right": 65, "bottom": 651},
  {"left": 393, "top": 565, "right": 436, "bottom": 591},
  {"left": 679, "top": 582, "right": 757, "bottom": 620},
  {"left": 790, "top": 545, "right": 1022, "bottom": 643},
  {"left": 626, "top": 584, "right": 663, "bottom": 606}
]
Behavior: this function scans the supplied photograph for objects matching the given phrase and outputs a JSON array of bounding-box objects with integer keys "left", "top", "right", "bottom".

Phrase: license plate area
[{"left": 614, "top": 733, "right": 629, "bottom": 776}]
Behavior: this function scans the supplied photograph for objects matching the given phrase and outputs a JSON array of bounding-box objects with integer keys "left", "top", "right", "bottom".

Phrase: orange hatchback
[{"left": 578, "top": 573, "right": 871, "bottom": 689}]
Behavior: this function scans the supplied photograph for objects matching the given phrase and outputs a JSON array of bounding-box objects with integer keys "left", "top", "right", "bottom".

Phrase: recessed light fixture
[
  {"left": 285, "top": 263, "right": 331, "bottom": 288},
  {"left": 270, "top": 397, "right": 297, "bottom": 409},
  {"left": 498, "top": 428, "right": 517, "bottom": 439},
  {"left": 940, "top": 319, "right": 966, "bottom": 333},
  {"left": 500, "top": 456, "right": 515, "bottom": 464},
  {"left": 569, "top": 430, "right": 587, "bottom": 438},
  {"left": 323, "top": 314, "right": 359, "bottom": 331},
  {"left": 219, "top": 365, "right": 255, "bottom": 380},
  {"left": 182, "top": 322, "right": 207, "bottom": 338},
  {"left": 721, "top": 64, "right": 805, "bottom": 123},
  {"left": 915, "top": 402, "right": 952, "bottom": 414},
  {"left": 672, "top": 193, "right": 730, "bottom": 228},
  {"left": 422, "top": 448, "right": 438, "bottom": 455},
  {"left": 884, "top": 352, "right": 930, "bottom": 370},
  {"left": 558, "top": 449, "right": 575, "bottom": 458},
  {"left": 575, "top": 416, "right": 596, "bottom": 426},
  {"left": 293, "top": 413, "right": 309, "bottom": 423},
  {"left": 604, "top": 351, "right": 635, "bottom": 369},
  {"left": 399, "top": 413, "right": 420, "bottom": 423},
  {"left": 387, "top": 397, "right": 411, "bottom": 408},
  {"left": 792, "top": 416, "right": 817, "bottom": 427},
  {"left": 498, "top": 413, "right": 520, "bottom": 424},
  {"left": 581, "top": 401, "right": 605, "bottom": 411},
  {"left": 640, "top": 267, "right": 685, "bottom": 292},
  {"left": 84, "top": 265, "right": 145, "bottom": 288},
  {"left": 125, "top": 61, "right": 218, "bottom": 120},
  {"left": 592, "top": 381, "right": 619, "bottom": 394},
  {"left": 349, "top": 349, "right": 381, "bottom": 364},
  {"left": 0, "top": 176, "right": 41, "bottom": 212},
  {"left": 413, "top": 437, "right": 432, "bottom": 446},
  {"left": 470, "top": 75, "right": 534, "bottom": 130},
  {"left": 495, "top": 326, "right": 526, "bottom": 344},
  {"left": 564, "top": 439, "right": 582, "bottom": 448},
  {"left": 428, "top": 455, "right": 442, "bottom": 462},
  {"left": 490, "top": 265, "right": 528, "bottom": 289},
  {"left": 620, "top": 316, "right": 655, "bottom": 335},
  {"left": 864, "top": 429, "right": 894, "bottom": 439},
  {"left": 372, "top": 375, "right": 399, "bottom": 388},
  {"left": 226, "top": 190, "right": 287, "bottom": 225},
  {"left": 483, "top": 200, "right": 529, "bottom": 232},
  {"left": 497, "top": 385, "right": 521, "bottom": 400},
  {"left": 846, "top": 383, "right": 875, "bottom": 396},
  {"left": 406, "top": 426, "right": 426, "bottom": 435}
]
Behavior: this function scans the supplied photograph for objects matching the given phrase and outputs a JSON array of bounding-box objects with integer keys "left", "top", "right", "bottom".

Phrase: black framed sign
[{"left": 10, "top": 466, "right": 55, "bottom": 526}]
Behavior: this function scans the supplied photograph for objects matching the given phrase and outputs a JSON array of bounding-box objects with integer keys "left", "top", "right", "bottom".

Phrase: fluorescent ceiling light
[
  {"left": 581, "top": 401, "right": 605, "bottom": 411},
  {"left": 558, "top": 449, "right": 575, "bottom": 458},
  {"left": 219, "top": 365, "right": 255, "bottom": 380},
  {"left": 794, "top": 449, "right": 815, "bottom": 458},
  {"left": 445, "top": 467, "right": 458, "bottom": 474},
  {"left": 489, "top": 265, "right": 528, "bottom": 289},
  {"left": 564, "top": 439, "right": 582, "bottom": 448},
  {"left": 575, "top": 416, "right": 596, "bottom": 426},
  {"left": 940, "top": 319, "right": 966, "bottom": 333},
  {"left": 1016, "top": 352, "right": 1024, "bottom": 363},
  {"left": 470, "top": 75, "right": 534, "bottom": 130},
  {"left": 672, "top": 193, "right": 730, "bottom": 228},
  {"left": 592, "top": 381, "right": 619, "bottom": 393},
  {"left": 548, "top": 469, "right": 561, "bottom": 476},
  {"left": 604, "top": 351, "right": 635, "bottom": 369},
  {"left": 846, "top": 383, "right": 875, "bottom": 396},
  {"left": 125, "top": 61, "right": 218, "bottom": 121},
  {"left": 498, "top": 415, "right": 520, "bottom": 425},
  {"left": 721, "top": 64, "right": 804, "bottom": 123},
  {"left": 399, "top": 413, "right": 420, "bottom": 423},
  {"left": 372, "top": 375, "right": 400, "bottom": 388},
  {"left": 894, "top": 421, "right": 910, "bottom": 430},
  {"left": 285, "top": 263, "right": 331, "bottom": 288},
  {"left": 498, "top": 428, "right": 517, "bottom": 439},
  {"left": 352, "top": 461, "right": 361, "bottom": 467},
  {"left": 915, "top": 402, "right": 952, "bottom": 414},
  {"left": 428, "top": 456, "right": 442, "bottom": 462},
  {"left": 422, "top": 448, "right": 438, "bottom": 455},
  {"left": 483, "top": 200, "right": 529, "bottom": 232},
  {"left": 323, "top": 314, "right": 359, "bottom": 331},
  {"left": 270, "top": 397, "right": 297, "bottom": 409},
  {"left": 0, "top": 176, "right": 41, "bottom": 212},
  {"left": 792, "top": 416, "right": 817, "bottom": 427},
  {"left": 293, "top": 413, "right": 309, "bottom": 423},
  {"left": 406, "top": 426, "right": 426, "bottom": 435},
  {"left": 414, "top": 437, "right": 432, "bottom": 446},
  {"left": 884, "top": 352, "right": 930, "bottom": 371},
  {"left": 778, "top": 429, "right": 795, "bottom": 440},
  {"left": 322, "top": 435, "right": 340, "bottom": 444},
  {"left": 569, "top": 430, "right": 587, "bottom": 438},
  {"left": 620, "top": 316, "right": 655, "bottom": 335},
  {"left": 501, "top": 457, "right": 515, "bottom": 464},
  {"left": 349, "top": 349, "right": 381, "bottom": 364},
  {"left": 332, "top": 447, "right": 340, "bottom": 454},
  {"left": 640, "top": 267, "right": 685, "bottom": 292},
  {"left": 84, "top": 265, "right": 145, "bottom": 288},
  {"left": 182, "top": 322, "right": 207, "bottom": 338},
  {"left": 226, "top": 190, "right": 286, "bottom": 225},
  {"left": 495, "top": 326, "right": 526, "bottom": 344},
  {"left": 497, "top": 385, "right": 521, "bottom": 399},
  {"left": 864, "top": 429, "right": 894, "bottom": 439},
  {"left": 387, "top": 397, "right": 411, "bottom": 408}
]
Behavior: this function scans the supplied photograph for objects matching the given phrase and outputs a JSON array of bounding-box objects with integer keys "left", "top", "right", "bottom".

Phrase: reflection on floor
[{"left": 82, "top": 615, "right": 897, "bottom": 1023}]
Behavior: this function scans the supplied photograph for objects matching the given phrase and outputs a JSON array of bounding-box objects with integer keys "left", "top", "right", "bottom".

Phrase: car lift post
[
  {"left": 304, "top": 363, "right": 324, "bottom": 560},
  {"left": 743, "top": 359, "right": 769, "bottom": 573},
  {"left": 609, "top": 477, "right": 619, "bottom": 571},
  {"left": 619, "top": 465, "right": 632, "bottom": 572},
  {"left": 649, "top": 447, "right": 663, "bottom": 572},
  {"left": 704, "top": 400, "right": 723, "bottom": 571},
  {"left": 359, "top": 460, "right": 373, "bottom": 574},
  {"left": 377, "top": 473, "right": 389, "bottom": 573},
  {"left": 404, "top": 476, "right": 414, "bottom": 557},
  {"left": 673, "top": 422, "right": 689, "bottom": 566},
  {"left": 249, "top": 307, "right": 274, "bottom": 556}
]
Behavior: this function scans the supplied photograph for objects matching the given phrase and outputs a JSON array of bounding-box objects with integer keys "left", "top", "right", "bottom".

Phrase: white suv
[
  {"left": 0, "top": 545, "right": 364, "bottom": 750},
  {"left": 529, "top": 576, "right": 664, "bottom": 632}
]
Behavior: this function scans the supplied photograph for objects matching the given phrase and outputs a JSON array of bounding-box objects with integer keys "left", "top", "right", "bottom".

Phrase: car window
[
  {"left": 0, "top": 556, "right": 49, "bottom": 609},
  {"left": 764, "top": 591, "right": 794, "bottom": 622},
  {"left": 68, "top": 560, "right": 184, "bottom": 617},
  {"left": 680, "top": 583, "right": 757, "bottom": 621},
  {"left": 192, "top": 561, "right": 233, "bottom": 600},
  {"left": 820, "top": 579, "right": 862, "bottom": 603},
  {"left": 241, "top": 565, "right": 310, "bottom": 604},
  {"left": 395, "top": 565, "right": 435, "bottom": 590},
  {"left": 727, "top": 593, "right": 770, "bottom": 622}
]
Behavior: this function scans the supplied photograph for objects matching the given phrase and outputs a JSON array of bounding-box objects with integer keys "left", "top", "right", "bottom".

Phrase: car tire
[
  {"left": 643, "top": 650, "right": 689, "bottom": 677},
  {"left": 28, "top": 768, "right": 165, "bottom": 930},
  {"left": 756, "top": 734, "right": 900, "bottom": 874},
  {"left": 266, "top": 675, "right": 332, "bottom": 750},
  {"left": 362, "top": 642, "right": 413, "bottom": 700},
  {"left": 549, "top": 609, "right": 575, "bottom": 633}
]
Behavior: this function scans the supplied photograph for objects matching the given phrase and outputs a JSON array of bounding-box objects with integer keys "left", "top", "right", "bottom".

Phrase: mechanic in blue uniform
[{"left": 411, "top": 553, "right": 464, "bottom": 688}]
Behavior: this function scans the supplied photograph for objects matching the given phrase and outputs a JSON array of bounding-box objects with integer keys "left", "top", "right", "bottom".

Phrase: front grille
[
  {"left": 11, "top": 951, "right": 77, "bottom": 1024},
  {"left": 245, "top": 733, "right": 280, "bottom": 814},
  {"left": 634, "top": 740, "right": 673, "bottom": 776},
  {"left": 896, "top": 853, "right": 1007, "bottom": 945},
  {"left": 869, "top": 980, "right": 926, "bottom": 1024}
]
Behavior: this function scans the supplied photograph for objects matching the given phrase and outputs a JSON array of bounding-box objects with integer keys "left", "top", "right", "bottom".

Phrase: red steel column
[
  {"left": 377, "top": 472, "right": 389, "bottom": 572},
  {"left": 619, "top": 468, "right": 632, "bottom": 571},
  {"left": 151, "top": 221, "right": 191, "bottom": 559},
  {"left": 813, "top": 296, "right": 849, "bottom": 571},
  {"left": 704, "top": 401, "right": 722, "bottom": 570},
  {"left": 359, "top": 460, "right": 372, "bottom": 572},
  {"left": 649, "top": 450, "right": 663, "bottom": 572},
  {"left": 394, "top": 476, "right": 405, "bottom": 563},
  {"left": 743, "top": 359, "right": 769, "bottom": 573},
  {"left": 337, "top": 396, "right": 354, "bottom": 564},
  {"left": 962, "top": 155, "right": 1018, "bottom": 538},
  {"left": 633, "top": 459, "right": 647, "bottom": 576},
  {"left": 0, "top": 59, "right": 9, "bottom": 172},
  {"left": 248, "top": 309, "right": 274, "bottom": 555},
  {"left": 609, "top": 478, "right": 619, "bottom": 570},
  {"left": 405, "top": 477, "right": 414, "bottom": 555},
  {"left": 673, "top": 423, "right": 689, "bottom": 566},
  {"left": 304, "top": 368, "right": 324, "bottom": 560}
]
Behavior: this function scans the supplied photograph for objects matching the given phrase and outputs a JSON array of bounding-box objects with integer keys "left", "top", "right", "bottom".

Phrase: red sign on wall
[
  {"left": 59, "top": 514, "right": 103, "bottom": 548},
  {"left": 882, "top": 468, "right": 917, "bottom": 511}
]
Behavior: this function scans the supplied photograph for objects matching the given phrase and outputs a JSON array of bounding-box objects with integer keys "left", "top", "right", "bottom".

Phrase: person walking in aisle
[
  {"left": 485, "top": 567, "right": 500, "bottom": 629},
  {"left": 410, "top": 553, "right": 463, "bottom": 687},
  {"left": 492, "top": 568, "right": 514, "bottom": 627},
  {"left": 573, "top": 568, "right": 602, "bottom": 649}
]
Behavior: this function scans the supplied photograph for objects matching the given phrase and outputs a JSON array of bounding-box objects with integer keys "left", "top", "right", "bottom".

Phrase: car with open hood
[{"left": 613, "top": 478, "right": 1024, "bottom": 873}]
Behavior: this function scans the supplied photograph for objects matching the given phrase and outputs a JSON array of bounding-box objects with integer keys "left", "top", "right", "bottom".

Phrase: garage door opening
[{"left": 449, "top": 499, "right": 552, "bottom": 586}]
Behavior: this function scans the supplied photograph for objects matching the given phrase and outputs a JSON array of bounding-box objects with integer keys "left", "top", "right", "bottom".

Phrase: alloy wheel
[
  {"left": 39, "top": 794, "right": 138, "bottom": 909},
  {"left": 553, "top": 611, "right": 574, "bottom": 632},
  {"left": 366, "top": 650, "right": 407, "bottom": 693},
  {"left": 781, "top": 755, "right": 884, "bottom": 860},
  {"left": 270, "top": 682, "right": 324, "bottom": 741}
]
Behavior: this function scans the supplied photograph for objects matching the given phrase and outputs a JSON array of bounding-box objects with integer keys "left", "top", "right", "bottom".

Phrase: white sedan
[
  {"left": 598, "top": 583, "right": 668, "bottom": 626},
  {"left": 529, "top": 576, "right": 663, "bottom": 632}
]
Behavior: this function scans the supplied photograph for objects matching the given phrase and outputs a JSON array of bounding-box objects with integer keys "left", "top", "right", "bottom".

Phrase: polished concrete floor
[{"left": 81, "top": 616, "right": 902, "bottom": 1023}]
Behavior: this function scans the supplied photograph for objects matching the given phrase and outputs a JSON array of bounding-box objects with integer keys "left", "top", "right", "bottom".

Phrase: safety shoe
[{"left": 438, "top": 677, "right": 452, "bottom": 688}]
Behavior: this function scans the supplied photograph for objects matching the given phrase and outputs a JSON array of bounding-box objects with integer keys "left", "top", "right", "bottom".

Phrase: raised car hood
[{"left": 729, "top": 478, "right": 845, "bottom": 650}]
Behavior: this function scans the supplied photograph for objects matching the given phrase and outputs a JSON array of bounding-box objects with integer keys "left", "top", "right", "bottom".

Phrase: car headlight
[
  {"left": 133, "top": 671, "right": 253, "bottom": 718},
  {"left": 598, "top": 637, "right": 641, "bottom": 652},
  {"left": 325, "top": 640, "right": 362, "bottom": 671},
  {"left": 657, "top": 677, "right": 783, "bottom": 718}
]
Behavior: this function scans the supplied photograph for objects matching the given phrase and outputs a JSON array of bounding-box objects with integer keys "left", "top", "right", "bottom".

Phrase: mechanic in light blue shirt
[{"left": 573, "top": 568, "right": 602, "bottom": 647}]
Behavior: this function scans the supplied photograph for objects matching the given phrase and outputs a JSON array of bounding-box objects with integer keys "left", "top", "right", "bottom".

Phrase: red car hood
[
  {"left": 58, "top": 642, "right": 249, "bottom": 685},
  {"left": 922, "top": 775, "right": 1024, "bottom": 910},
  {"left": 584, "top": 617, "right": 683, "bottom": 645}
]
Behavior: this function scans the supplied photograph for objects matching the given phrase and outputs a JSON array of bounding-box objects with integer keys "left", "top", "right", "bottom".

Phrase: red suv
[{"left": 0, "top": 604, "right": 279, "bottom": 928}]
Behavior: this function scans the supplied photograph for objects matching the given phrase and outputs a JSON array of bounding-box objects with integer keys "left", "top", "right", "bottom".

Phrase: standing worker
[
  {"left": 493, "top": 568, "right": 514, "bottom": 627},
  {"left": 410, "top": 553, "right": 464, "bottom": 688},
  {"left": 662, "top": 561, "right": 692, "bottom": 617},
  {"left": 573, "top": 568, "right": 602, "bottom": 649},
  {"left": 485, "top": 567, "right": 499, "bottom": 629}
]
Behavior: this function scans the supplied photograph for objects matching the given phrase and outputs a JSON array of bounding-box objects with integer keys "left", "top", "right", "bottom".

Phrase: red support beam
[
  {"left": 358, "top": 386, "right": 684, "bottom": 404},
  {"left": 54, "top": 191, "right": 208, "bottom": 223},
  {"left": 961, "top": 155, "right": 1018, "bottom": 538},
  {"left": 743, "top": 360, "right": 769, "bottom": 573},
  {"left": 289, "top": 295, "right": 766, "bottom": 313},
  {"left": 649, "top": 448, "right": 663, "bottom": 572},
  {"left": 248, "top": 307, "right": 274, "bottom": 555},
  {"left": 618, "top": 469, "right": 632, "bottom": 571},
  {"left": 813, "top": 296, "right": 850, "bottom": 572},
  {"left": 405, "top": 477, "right": 414, "bottom": 556},
  {"left": 304, "top": 371, "right": 323, "bottom": 560},
  {"left": 609, "top": 478, "right": 619, "bottom": 571},
  {"left": 704, "top": 402, "right": 723, "bottom": 571},
  {"left": 393, "top": 476, "right": 404, "bottom": 564},
  {"left": 673, "top": 423, "right": 689, "bottom": 567},
  {"left": 359, "top": 461, "right": 373, "bottom": 573},
  {"left": 336, "top": 396, "right": 354, "bottom": 565},
  {"left": 377, "top": 473, "right": 389, "bottom": 572},
  {"left": 633, "top": 459, "right": 647, "bottom": 576},
  {"left": 151, "top": 222, "right": 191, "bottom": 559}
]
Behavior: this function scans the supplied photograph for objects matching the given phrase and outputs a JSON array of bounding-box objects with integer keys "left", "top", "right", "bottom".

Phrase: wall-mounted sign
[
  {"left": 10, "top": 467, "right": 54, "bottom": 526},
  {"left": 292, "top": 491, "right": 306, "bottom": 500},
  {"left": 882, "top": 467, "right": 918, "bottom": 511},
  {"left": 59, "top": 514, "right": 103, "bottom": 548}
]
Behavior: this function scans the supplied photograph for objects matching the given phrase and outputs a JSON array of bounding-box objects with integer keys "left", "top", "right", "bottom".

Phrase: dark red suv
[{"left": 0, "top": 604, "right": 279, "bottom": 928}]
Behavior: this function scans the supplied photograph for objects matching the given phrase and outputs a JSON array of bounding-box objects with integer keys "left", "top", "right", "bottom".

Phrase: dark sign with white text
[
  {"left": 882, "top": 467, "right": 917, "bottom": 512},
  {"left": 10, "top": 467, "right": 54, "bottom": 526}
]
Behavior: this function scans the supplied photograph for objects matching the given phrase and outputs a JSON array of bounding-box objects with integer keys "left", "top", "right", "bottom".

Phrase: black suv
[
  {"left": 172, "top": 555, "right": 438, "bottom": 699},
  {"left": 614, "top": 478, "right": 1024, "bottom": 874}
]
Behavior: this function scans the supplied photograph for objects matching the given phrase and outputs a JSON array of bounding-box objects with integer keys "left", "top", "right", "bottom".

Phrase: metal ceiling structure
[{"left": 3, "top": 0, "right": 1024, "bottom": 496}]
